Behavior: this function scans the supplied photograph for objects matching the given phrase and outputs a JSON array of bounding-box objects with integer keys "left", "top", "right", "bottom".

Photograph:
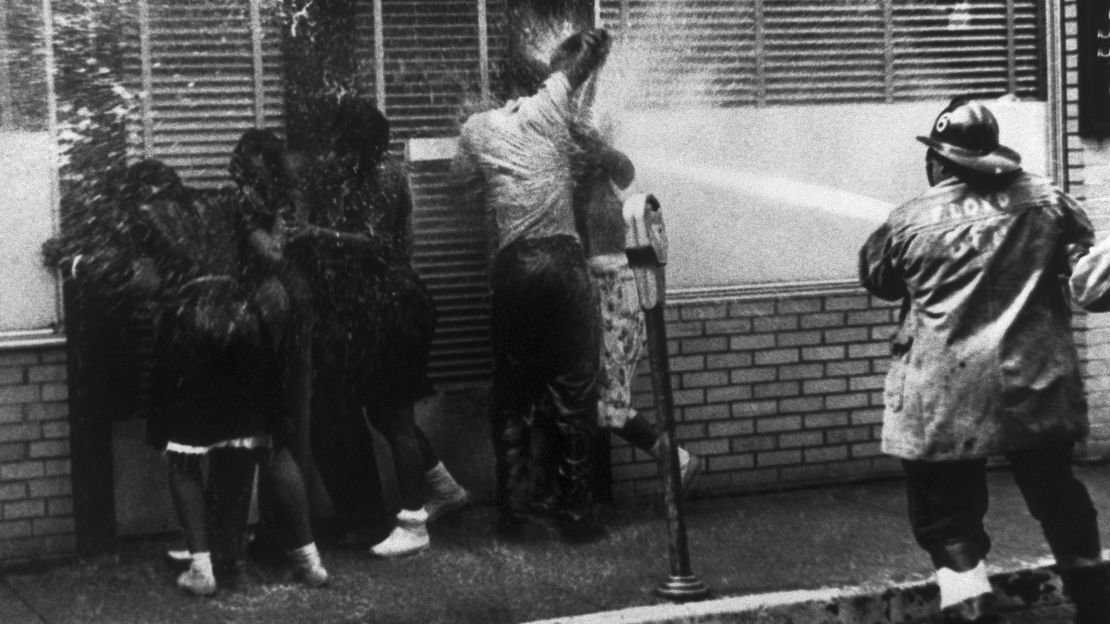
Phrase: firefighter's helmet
[{"left": 916, "top": 100, "right": 1022, "bottom": 175}]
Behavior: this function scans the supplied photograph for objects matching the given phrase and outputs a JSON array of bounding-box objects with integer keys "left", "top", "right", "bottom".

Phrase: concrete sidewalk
[{"left": 1, "top": 464, "right": 1108, "bottom": 623}]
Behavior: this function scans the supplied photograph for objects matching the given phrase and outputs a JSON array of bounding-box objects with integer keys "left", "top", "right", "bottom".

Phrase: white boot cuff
[
  {"left": 398, "top": 507, "right": 429, "bottom": 523},
  {"left": 936, "top": 560, "right": 991, "bottom": 609}
]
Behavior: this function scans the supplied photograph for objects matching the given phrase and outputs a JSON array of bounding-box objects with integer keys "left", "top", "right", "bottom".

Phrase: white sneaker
[
  {"left": 371, "top": 508, "right": 430, "bottom": 558},
  {"left": 425, "top": 463, "right": 470, "bottom": 523},
  {"left": 289, "top": 542, "right": 328, "bottom": 588},
  {"left": 176, "top": 553, "right": 217, "bottom": 596}
]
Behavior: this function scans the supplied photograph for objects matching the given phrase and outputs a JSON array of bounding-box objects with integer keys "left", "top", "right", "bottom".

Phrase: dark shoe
[
  {"left": 213, "top": 559, "right": 242, "bottom": 592},
  {"left": 939, "top": 592, "right": 1007, "bottom": 623},
  {"left": 246, "top": 533, "right": 288, "bottom": 567},
  {"left": 1060, "top": 565, "right": 1110, "bottom": 624},
  {"left": 557, "top": 514, "right": 607, "bottom": 545},
  {"left": 496, "top": 515, "right": 528, "bottom": 540},
  {"left": 496, "top": 512, "right": 560, "bottom": 542}
]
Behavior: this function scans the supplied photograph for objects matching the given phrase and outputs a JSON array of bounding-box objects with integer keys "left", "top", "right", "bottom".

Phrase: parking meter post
[{"left": 623, "top": 194, "right": 709, "bottom": 601}]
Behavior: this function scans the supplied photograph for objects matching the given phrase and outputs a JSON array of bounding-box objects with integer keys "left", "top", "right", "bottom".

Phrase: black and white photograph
[{"left": 1, "top": 1, "right": 1109, "bottom": 622}]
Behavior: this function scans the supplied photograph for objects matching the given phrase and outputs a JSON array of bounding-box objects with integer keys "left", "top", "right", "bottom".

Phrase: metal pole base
[{"left": 655, "top": 575, "right": 710, "bottom": 601}]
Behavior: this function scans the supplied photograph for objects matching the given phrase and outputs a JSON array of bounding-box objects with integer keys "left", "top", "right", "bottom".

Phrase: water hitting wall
[{"left": 517, "top": 2, "right": 1045, "bottom": 288}]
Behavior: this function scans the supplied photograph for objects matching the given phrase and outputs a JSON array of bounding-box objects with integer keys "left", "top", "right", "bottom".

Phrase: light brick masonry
[
  {"left": 610, "top": 284, "right": 1110, "bottom": 500},
  {"left": 610, "top": 290, "right": 905, "bottom": 499},
  {"left": 0, "top": 345, "right": 74, "bottom": 564}
]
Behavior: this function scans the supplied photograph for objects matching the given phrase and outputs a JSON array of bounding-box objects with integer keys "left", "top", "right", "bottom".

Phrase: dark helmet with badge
[{"left": 916, "top": 99, "right": 1022, "bottom": 176}]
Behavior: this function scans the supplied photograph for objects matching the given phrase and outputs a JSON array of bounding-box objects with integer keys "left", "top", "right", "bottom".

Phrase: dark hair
[
  {"left": 331, "top": 99, "right": 391, "bottom": 166},
  {"left": 119, "top": 159, "right": 182, "bottom": 204},
  {"left": 230, "top": 128, "right": 286, "bottom": 189}
]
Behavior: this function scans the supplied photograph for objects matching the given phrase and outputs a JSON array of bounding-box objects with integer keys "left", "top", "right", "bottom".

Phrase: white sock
[
  {"left": 651, "top": 442, "right": 691, "bottom": 466},
  {"left": 398, "top": 507, "right": 429, "bottom": 524},
  {"left": 936, "top": 560, "right": 991, "bottom": 608},
  {"left": 188, "top": 551, "right": 213, "bottom": 574},
  {"left": 677, "top": 447, "right": 691, "bottom": 467},
  {"left": 290, "top": 542, "right": 319, "bottom": 560}
]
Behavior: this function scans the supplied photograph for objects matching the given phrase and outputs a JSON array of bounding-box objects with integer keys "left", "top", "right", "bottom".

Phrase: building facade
[{"left": 2, "top": 0, "right": 1109, "bottom": 565}]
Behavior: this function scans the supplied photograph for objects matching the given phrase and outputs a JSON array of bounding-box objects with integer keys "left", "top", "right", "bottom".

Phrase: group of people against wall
[
  {"left": 40, "top": 26, "right": 704, "bottom": 598},
  {"left": 38, "top": 21, "right": 1110, "bottom": 623}
]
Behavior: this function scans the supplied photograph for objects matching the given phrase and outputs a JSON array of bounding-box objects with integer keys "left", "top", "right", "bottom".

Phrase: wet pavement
[{"left": 1, "top": 463, "right": 1108, "bottom": 623}]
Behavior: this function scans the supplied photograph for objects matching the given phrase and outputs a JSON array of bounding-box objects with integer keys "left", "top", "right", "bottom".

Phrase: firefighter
[{"left": 860, "top": 98, "right": 1110, "bottom": 624}]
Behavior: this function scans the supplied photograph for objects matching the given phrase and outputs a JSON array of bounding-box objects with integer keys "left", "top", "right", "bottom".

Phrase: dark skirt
[
  {"left": 311, "top": 259, "right": 437, "bottom": 414},
  {"left": 145, "top": 278, "right": 284, "bottom": 450}
]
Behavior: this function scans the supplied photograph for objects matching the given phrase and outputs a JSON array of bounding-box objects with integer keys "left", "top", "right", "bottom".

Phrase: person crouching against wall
[
  {"left": 309, "top": 101, "right": 470, "bottom": 558},
  {"left": 859, "top": 97, "right": 1110, "bottom": 624}
]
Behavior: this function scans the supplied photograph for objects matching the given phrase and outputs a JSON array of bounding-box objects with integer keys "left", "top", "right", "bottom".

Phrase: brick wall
[
  {"left": 610, "top": 287, "right": 905, "bottom": 499},
  {"left": 1064, "top": 0, "right": 1110, "bottom": 457},
  {"left": 0, "top": 344, "right": 75, "bottom": 564}
]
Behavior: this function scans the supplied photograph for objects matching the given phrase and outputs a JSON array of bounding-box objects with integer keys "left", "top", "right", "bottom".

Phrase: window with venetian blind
[
  {"left": 596, "top": 0, "right": 1044, "bottom": 107},
  {"left": 354, "top": 0, "right": 509, "bottom": 388},
  {"left": 129, "top": 0, "right": 285, "bottom": 189}
]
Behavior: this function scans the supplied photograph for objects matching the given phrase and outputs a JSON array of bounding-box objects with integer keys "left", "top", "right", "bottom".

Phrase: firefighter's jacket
[{"left": 859, "top": 171, "right": 1110, "bottom": 460}]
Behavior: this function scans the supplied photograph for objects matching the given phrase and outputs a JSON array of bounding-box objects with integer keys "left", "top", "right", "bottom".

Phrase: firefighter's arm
[
  {"left": 1058, "top": 191, "right": 1110, "bottom": 311},
  {"left": 1070, "top": 238, "right": 1110, "bottom": 312},
  {"left": 858, "top": 223, "right": 907, "bottom": 302}
]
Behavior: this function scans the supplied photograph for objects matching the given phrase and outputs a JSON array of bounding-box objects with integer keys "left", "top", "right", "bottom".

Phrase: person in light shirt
[{"left": 457, "top": 28, "right": 617, "bottom": 543}]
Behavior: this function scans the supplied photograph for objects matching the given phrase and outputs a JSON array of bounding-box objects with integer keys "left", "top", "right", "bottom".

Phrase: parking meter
[
  {"left": 623, "top": 193, "right": 667, "bottom": 308},
  {"left": 623, "top": 194, "right": 709, "bottom": 601}
]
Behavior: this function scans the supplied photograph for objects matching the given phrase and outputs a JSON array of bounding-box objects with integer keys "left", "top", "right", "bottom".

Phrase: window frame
[{"left": 0, "top": 0, "right": 64, "bottom": 346}]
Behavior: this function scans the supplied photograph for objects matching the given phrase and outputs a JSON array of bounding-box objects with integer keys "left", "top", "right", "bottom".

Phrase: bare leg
[
  {"left": 167, "top": 453, "right": 208, "bottom": 554},
  {"left": 167, "top": 452, "right": 216, "bottom": 595},
  {"left": 206, "top": 448, "right": 256, "bottom": 573},
  {"left": 370, "top": 406, "right": 431, "bottom": 557},
  {"left": 286, "top": 317, "right": 334, "bottom": 518},
  {"left": 420, "top": 425, "right": 471, "bottom": 522},
  {"left": 614, "top": 415, "right": 658, "bottom": 452},
  {"left": 614, "top": 414, "right": 701, "bottom": 492},
  {"left": 415, "top": 426, "right": 438, "bottom": 472},
  {"left": 262, "top": 447, "right": 315, "bottom": 548},
  {"left": 378, "top": 406, "right": 425, "bottom": 511},
  {"left": 262, "top": 446, "right": 328, "bottom": 586}
]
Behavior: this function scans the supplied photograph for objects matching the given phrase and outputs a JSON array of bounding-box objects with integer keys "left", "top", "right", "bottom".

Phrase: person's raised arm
[{"left": 559, "top": 29, "right": 611, "bottom": 92}]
